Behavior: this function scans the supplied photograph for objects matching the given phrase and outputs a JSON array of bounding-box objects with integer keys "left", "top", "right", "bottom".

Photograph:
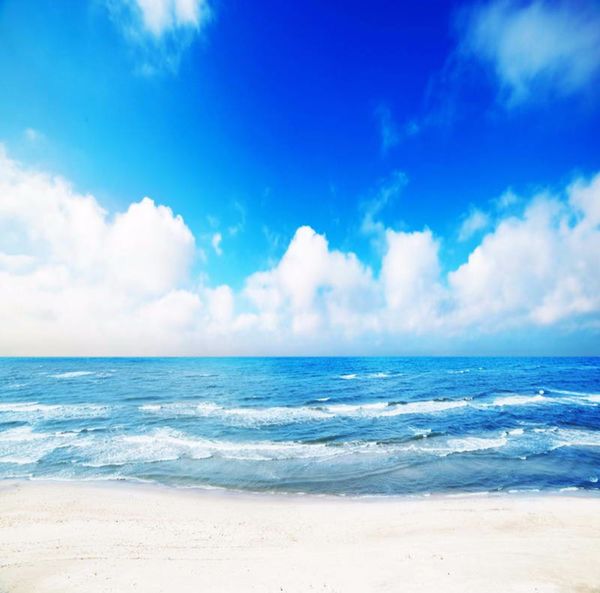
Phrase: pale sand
[{"left": 1, "top": 481, "right": 599, "bottom": 593}]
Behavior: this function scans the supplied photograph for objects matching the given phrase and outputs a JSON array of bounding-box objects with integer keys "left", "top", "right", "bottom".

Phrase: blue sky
[{"left": 0, "top": 0, "right": 599, "bottom": 355}]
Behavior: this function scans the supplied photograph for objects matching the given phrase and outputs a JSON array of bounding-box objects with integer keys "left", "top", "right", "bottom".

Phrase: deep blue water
[{"left": 0, "top": 357, "right": 599, "bottom": 495}]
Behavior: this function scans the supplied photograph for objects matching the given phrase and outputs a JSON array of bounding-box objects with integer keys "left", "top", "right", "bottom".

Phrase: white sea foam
[
  {"left": 326, "top": 400, "right": 468, "bottom": 417},
  {"left": 481, "top": 390, "right": 600, "bottom": 409},
  {"left": 407, "top": 435, "right": 508, "bottom": 457},
  {"left": 139, "top": 389, "right": 599, "bottom": 427},
  {"left": 507, "top": 428, "right": 525, "bottom": 436},
  {"left": 50, "top": 371, "right": 95, "bottom": 379},
  {"left": 139, "top": 404, "right": 162, "bottom": 411},
  {"left": 218, "top": 404, "right": 332, "bottom": 423},
  {"left": 0, "top": 402, "right": 108, "bottom": 419},
  {"left": 542, "top": 389, "right": 600, "bottom": 404},
  {"left": 339, "top": 372, "right": 394, "bottom": 380},
  {"left": 489, "top": 394, "right": 550, "bottom": 407},
  {"left": 75, "top": 427, "right": 515, "bottom": 467},
  {"left": 140, "top": 402, "right": 331, "bottom": 424},
  {"left": 0, "top": 422, "right": 538, "bottom": 470},
  {"left": 549, "top": 388, "right": 599, "bottom": 397},
  {"left": 443, "top": 436, "right": 507, "bottom": 454},
  {"left": 523, "top": 427, "right": 600, "bottom": 451},
  {"left": 78, "top": 430, "right": 212, "bottom": 466},
  {"left": 0, "top": 426, "right": 49, "bottom": 442},
  {"left": 0, "top": 426, "right": 75, "bottom": 465},
  {"left": 0, "top": 402, "right": 56, "bottom": 413},
  {"left": 325, "top": 402, "right": 388, "bottom": 414},
  {"left": 553, "top": 428, "right": 600, "bottom": 448},
  {"left": 0, "top": 456, "right": 37, "bottom": 465},
  {"left": 380, "top": 400, "right": 468, "bottom": 416},
  {"left": 76, "top": 428, "right": 352, "bottom": 466},
  {"left": 139, "top": 398, "right": 469, "bottom": 425}
]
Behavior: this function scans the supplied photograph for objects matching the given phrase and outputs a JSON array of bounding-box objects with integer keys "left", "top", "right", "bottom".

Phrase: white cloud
[
  {"left": 0, "top": 146, "right": 196, "bottom": 354},
  {"left": 133, "top": 0, "right": 208, "bottom": 37},
  {"left": 122, "top": 0, "right": 211, "bottom": 38},
  {"left": 205, "top": 285, "right": 234, "bottom": 328},
  {"left": 380, "top": 229, "right": 444, "bottom": 331},
  {"left": 448, "top": 188, "right": 600, "bottom": 328},
  {"left": 458, "top": 208, "right": 490, "bottom": 241},
  {"left": 106, "top": 0, "right": 212, "bottom": 73},
  {"left": 460, "top": 0, "right": 600, "bottom": 105},
  {"left": 244, "top": 226, "right": 378, "bottom": 337},
  {"left": 570, "top": 172, "right": 600, "bottom": 227},
  {"left": 211, "top": 232, "right": 222, "bottom": 256},
  {"left": 0, "top": 155, "right": 193, "bottom": 296},
  {"left": 494, "top": 189, "right": 518, "bottom": 209},
  {"left": 0, "top": 146, "right": 599, "bottom": 354}
]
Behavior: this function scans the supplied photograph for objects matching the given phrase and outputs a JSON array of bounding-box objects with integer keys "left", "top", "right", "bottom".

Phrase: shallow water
[{"left": 1, "top": 357, "right": 599, "bottom": 495}]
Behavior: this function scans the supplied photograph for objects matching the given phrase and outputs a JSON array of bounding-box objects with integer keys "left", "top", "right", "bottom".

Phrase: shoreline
[
  {"left": 2, "top": 480, "right": 600, "bottom": 592},
  {"left": 2, "top": 476, "right": 600, "bottom": 502}
]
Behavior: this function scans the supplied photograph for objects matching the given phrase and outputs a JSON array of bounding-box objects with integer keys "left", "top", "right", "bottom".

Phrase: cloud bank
[{"left": 0, "top": 146, "right": 599, "bottom": 355}]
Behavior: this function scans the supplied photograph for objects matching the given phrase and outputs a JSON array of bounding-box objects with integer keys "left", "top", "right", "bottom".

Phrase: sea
[{"left": 0, "top": 357, "right": 599, "bottom": 496}]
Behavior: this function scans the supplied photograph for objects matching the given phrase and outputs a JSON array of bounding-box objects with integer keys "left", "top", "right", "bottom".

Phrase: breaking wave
[{"left": 138, "top": 390, "right": 598, "bottom": 425}]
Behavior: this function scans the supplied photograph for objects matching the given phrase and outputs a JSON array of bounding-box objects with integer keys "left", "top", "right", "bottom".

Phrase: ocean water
[{"left": 0, "top": 357, "right": 599, "bottom": 496}]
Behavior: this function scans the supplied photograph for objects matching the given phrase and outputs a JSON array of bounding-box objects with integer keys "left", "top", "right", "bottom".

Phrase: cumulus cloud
[
  {"left": 0, "top": 146, "right": 197, "bottom": 354},
  {"left": 244, "top": 226, "right": 378, "bottom": 337},
  {"left": 380, "top": 229, "right": 444, "bottom": 332},
  {"left": 0, "top": 146, "right": 599, "bottom": 354},
  {"left": 459, "top": 0, "right": 600, "bottom": 105},
  {"left": 106, "top": 0, "right": 212, "bottom": 73},
  {"left": 449, "top": 186, "right": 600, "bottom": 328}
]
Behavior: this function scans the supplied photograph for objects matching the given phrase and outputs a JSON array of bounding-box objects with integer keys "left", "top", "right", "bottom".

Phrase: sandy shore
[{"left": 1, "top": 481, "right": 599, "bottom": 593}]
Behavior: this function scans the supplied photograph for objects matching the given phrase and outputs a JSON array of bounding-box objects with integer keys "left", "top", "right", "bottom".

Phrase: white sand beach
[{"left": 1, "top": 481, "right": 599, "bottom": 593}]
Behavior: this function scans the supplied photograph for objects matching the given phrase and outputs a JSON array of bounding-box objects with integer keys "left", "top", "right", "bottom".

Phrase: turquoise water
[{"left": 0, "top": 357, "right": 599, "bottom": 495}]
